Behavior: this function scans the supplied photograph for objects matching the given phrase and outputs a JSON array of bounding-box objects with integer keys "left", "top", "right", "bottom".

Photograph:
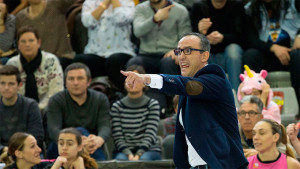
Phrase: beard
[{"left": 150, "top": 0, "right": 163, "bottom": 5}]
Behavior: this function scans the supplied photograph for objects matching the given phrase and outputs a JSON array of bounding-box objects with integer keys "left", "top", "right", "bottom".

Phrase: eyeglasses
[
  {"left": 174, "top": 47, "right": 206, "bottom": 56},
  {"left": 237, "top": 110, "right": 261, "bottom": 117}
]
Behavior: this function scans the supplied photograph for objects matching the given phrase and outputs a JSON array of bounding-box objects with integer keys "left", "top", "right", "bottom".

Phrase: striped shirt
[{"left": 110, "top": 95, "right": 161, "bottom": 155}]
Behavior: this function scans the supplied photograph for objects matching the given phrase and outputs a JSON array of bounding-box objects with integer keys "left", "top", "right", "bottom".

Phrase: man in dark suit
[{"left": 121, "top": 32, "right": 248, "bottom": 169}]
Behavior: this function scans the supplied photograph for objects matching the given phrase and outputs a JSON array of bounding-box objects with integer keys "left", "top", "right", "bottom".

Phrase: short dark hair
[
  {"left": 125, "top": 65, "right": 146, "bottom": 74},
  {"left": 181, "top": 32, "right": 211, "bottom": 53},
  {"left": 17, "top": 26, "right": 40, "bottom": 43},
  {"left": 0, "top": 65, "right": 21, "bottom": 83},
  {"left": 239, "top": 95, "right": 264, "bottom": 113},
  {"left": 64, "top": 62, "right": 91, "bottom": 80}
]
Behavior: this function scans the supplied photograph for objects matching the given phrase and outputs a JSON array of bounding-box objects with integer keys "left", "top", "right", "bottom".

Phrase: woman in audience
[
  {"left": 75, "top": 0, "right": 136, "bottom": 92},
  {"left": 0, "top": 2, "right": 16, "bottom": 63},
  {"left": 2, "top": 132, "right": 49, "bottom": 169},
  {"left": 50, "top": 128, "right": 98, "bottom": 169},
  {"left": 248, "top": 119, "right": 300, "bottom": 169},
  {"left": 110, "top": 65, "right": 161, "bottom": 161}
]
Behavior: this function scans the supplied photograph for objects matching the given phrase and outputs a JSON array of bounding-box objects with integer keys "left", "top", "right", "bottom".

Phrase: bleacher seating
[
  {"left": 266, "top": 71, "right": 291, "bottom": 88},
  {"left": 272, "top": 87, "right": 299, "bottom": 126}
]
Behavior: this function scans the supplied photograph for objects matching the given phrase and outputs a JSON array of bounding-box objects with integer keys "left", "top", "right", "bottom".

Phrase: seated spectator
[
  {"left": 110, "top": 65, "right": 161, "bottom": 161},
  {"left": 127, "top": 0, "right": 191, "bottom": 75},
  {"left": 47, "top": 128, "right": 98, "bottom": 169},
  {"left": 127, "top": 0, "right": 191, "bottom": 113},
  {"left": 243, "top": 0, "right": 300, "bottom": 110},
  {"left": 190, "top": 0, "right": 245, "bottom": 91},
  {"left": 162, "top": 95, "right": 179, "bottom": 137},
  {"left": 238, "top": 96, "right": 263, "bottom": 157},
  {"left": 15, "top": 0, "right": 77, "bottom": 69},
  {"left": 47, "top": 63, "right": 111, "bottom": 161},
  {"left": 0, "top": 65, "right": 44, "bottom": 159},
  {"left": 0, "top": 2, "right": 16, "bottom": 63},
  {"left": 1, "top": 132, "right": 49, "bottom": 169},
  {"left": 248, "top": 119, "right": 300, "bottom": 169},
  {"left": 74, "top": 0, "right": 136, "bottom": 92},
  {"left": 3, "top": 0, "right": 28, "bottom": 15},
  {"left": 237, "top": 66, "right": 281, "bottom": 124},
  {"left": 6, "top": 26, "right": 64, "bottom": 111}
]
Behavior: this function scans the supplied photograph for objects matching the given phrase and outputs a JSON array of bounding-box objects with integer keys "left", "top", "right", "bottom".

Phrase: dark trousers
[
  {"left": 73, "top": 53, "right": 132, "bottom": 91},
  {"left": 243, "top": 48, "right": 300, "bottom": 108}
]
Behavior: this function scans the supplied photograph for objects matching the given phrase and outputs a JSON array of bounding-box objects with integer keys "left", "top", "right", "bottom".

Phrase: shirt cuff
[{"left": 148, "top": 74, "right": 163, "bottom": 89}]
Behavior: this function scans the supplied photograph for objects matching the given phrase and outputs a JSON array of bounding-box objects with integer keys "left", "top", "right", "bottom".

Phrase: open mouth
[{"left": 181, "top": 63, "right": 189, "bottom": 70}]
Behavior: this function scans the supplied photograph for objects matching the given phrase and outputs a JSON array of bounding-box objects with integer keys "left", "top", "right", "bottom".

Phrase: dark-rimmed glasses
[
  {"left": 237, "top": 110, "right": 261, "bottom": 117},
  {"left": 174, "top": 47, "right": 206, "bottom": 56}
]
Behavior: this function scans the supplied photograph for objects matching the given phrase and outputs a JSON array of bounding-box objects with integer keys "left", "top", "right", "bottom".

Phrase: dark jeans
[
  {"left": 74, "top": 53, "right": 132, "bottom": 91},
  {"left": 47, "top": 127, "right": 106, "bottom": 161},
  {"left": 243, "top": 48, "right": 300, "bottom": 109}
]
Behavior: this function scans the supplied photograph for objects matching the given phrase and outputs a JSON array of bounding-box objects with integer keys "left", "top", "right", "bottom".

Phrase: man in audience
[
  {"left": 6, "top": 26, "right": 64, "bottom": 111},
  {"left": 0, "top": 65, "right": 43, "bottom": 160},
  {"left": 190, "top": 0, "right": 245, "bottom": 91},
  {"left": 127, "top": 0, "right": 191, "bottom": 75},
  {"left": 47, "top": 63, "right": 111, "bottom": 161},
  {"left": 238, "top": 95, "right": 264, "bottom": 157},
  {"left": 238, "top": 95, "right": 294, "bottom": 158},
  {"left": 15, "top": 0, "right": 77, "bottom": 69}
]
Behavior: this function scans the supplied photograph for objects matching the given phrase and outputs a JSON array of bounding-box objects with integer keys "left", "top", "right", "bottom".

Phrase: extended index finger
[{"left": 120, "top": 70, "right": 130, "bottom": 77}]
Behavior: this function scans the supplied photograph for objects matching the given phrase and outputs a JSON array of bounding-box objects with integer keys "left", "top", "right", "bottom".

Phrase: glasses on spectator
[
  {"left": 237, "top": 110, "right": 261, "bottom": 117},
  {"left": 174, "top": 47, "right": 206, "bottom": 56}
]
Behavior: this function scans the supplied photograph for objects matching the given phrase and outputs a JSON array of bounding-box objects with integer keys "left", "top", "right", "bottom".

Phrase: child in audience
[
  {"left": 248, "top": 119, "right": 300, "bottom": 169},
  {"left": 50, "top": 128, "right": 98, "bottom": 169},
  {"left": 238, "top": 65, "right": 281, "bottom": 124}
]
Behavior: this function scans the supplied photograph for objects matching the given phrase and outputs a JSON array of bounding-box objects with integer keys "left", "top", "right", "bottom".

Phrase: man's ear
[
  {"left": 38, "top": 39, "right": 41, "bottom": 47},
  {"left": 87, "top": 78, "right": 92, "bottom": 87},
  {"left": 201, "top": 51, "right": 209, "bottom": 62}
]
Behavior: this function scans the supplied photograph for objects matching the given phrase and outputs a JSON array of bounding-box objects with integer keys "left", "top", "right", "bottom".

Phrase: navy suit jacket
[{"left": 160, "top": 64, "right": 248, "bottom": 169}]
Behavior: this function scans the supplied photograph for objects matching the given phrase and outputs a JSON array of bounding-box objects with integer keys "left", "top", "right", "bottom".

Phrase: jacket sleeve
[
  {"left": 47, "top": 95, "right": 64, "bottom": 142},
  {"left": 133, "top": 4, "right": 156, "bottom": 38},
  {"left": 176, "top": 5, "right": 191, "bottom": 38},
  {"left": 27, "top": 100, "right": 44, "bottom": 148},
  {"left": 160, "top": 72, "right": 227, "bottom": 101},
  {"left": 81, "top": 0, "right": 100, "bottom": 28},
  {"left": 111, "top": 0, "right": 135, "bottom": 26},
  {"left": 39, "top": 55, "right": 64, "bottom": 110},
  {"left": 97, "top": 94, "right": 111, "bottom": 141}
]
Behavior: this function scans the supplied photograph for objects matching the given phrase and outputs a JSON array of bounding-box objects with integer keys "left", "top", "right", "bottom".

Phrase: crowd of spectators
[{"left": 0, "top": 0, "right": 299, "bottom": 168}]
